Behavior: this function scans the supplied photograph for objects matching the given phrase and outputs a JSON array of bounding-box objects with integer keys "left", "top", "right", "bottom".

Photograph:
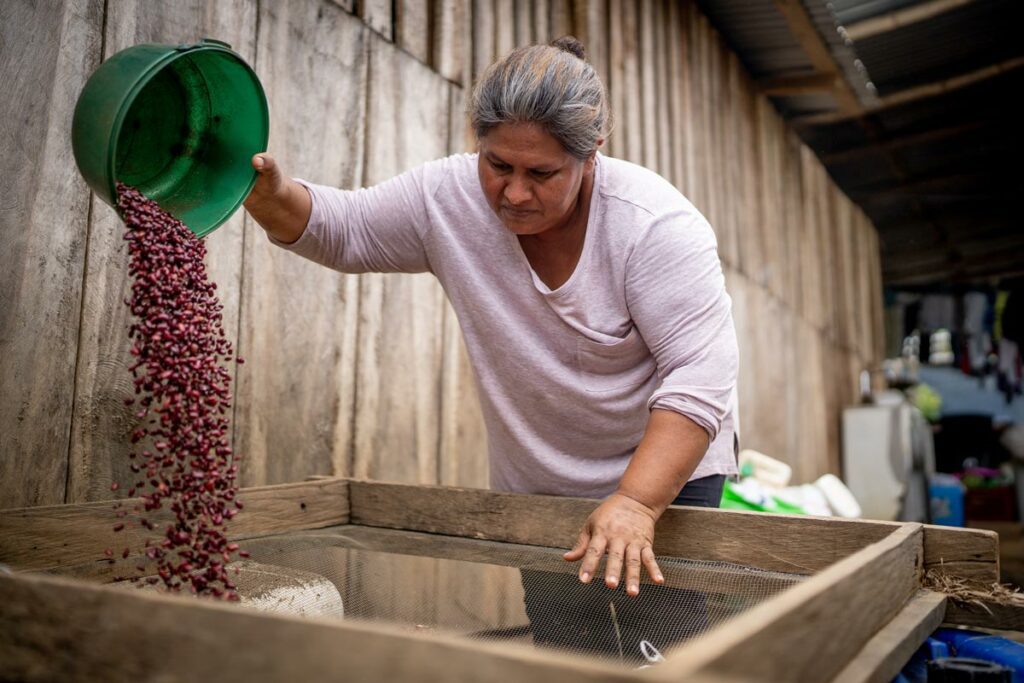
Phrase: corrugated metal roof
[
  {"left": 697, "top": 0, "right": 1023, "bottom": 286},
  {"left": 842, "top": 0, "right": 1024, "bottom": 96}
]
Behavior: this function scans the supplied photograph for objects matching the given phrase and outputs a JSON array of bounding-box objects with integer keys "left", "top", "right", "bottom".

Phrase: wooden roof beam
[
  {"left": 795, "top": 56, "right": 1024, "bottom": 126},
  {"left": 821, "top": 120, "right": 988, "bottom": 165},
  {"left": 758, "top": 72, "right": 841, "bottom": 95},
  {"left": 843, "top": 0, "right": 977, "bottom": 42},
  {"left": 772, "top": 0, "right": 862, "bottom": 113}
]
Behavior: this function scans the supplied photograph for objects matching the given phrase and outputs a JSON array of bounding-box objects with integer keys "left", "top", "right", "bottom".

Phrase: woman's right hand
[{"left": 243, "top": 153, "right": 312, "bottom": 245}]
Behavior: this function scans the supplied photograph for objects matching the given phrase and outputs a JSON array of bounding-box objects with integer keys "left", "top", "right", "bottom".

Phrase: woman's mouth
[{"left": 502, "top": 206, "right": 535, "bottom": 219}]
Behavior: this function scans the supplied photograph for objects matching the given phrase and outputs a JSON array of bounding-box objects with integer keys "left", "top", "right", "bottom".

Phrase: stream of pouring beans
[{"left": 112, "top": 183, "right": 248, "bottom": 600}]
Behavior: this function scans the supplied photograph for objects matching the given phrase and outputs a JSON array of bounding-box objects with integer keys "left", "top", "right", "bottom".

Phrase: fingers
[
  {"left": 252, "top": 153, "right": 275, "bottom": 173},
  {"left": 604, "top": 539, "right": 625, "bottom": 590},
  {"left": 624, "top": 545, "right": 643, "bottom": 596},
  {"left": 642, "top": 546, "right": 664, "bottom": 586},
  {"left": 563, "top": 529, "right": 590, "bottom": 562},
  {"left": 579, "top": 535, "right": 606, "bottom": 584}
]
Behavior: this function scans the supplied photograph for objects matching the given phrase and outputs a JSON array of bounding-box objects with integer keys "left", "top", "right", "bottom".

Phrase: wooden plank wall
[{"left": 0, "top": 0, "right": 884, "bottom": 507}]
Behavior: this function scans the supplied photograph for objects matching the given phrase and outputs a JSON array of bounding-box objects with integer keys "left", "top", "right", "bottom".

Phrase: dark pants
[{"left": 520, "top": 475, "right": 726, "bottom": 662}]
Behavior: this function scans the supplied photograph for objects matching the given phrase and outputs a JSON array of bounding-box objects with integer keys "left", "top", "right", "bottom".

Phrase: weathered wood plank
[
  {"left": 495, "top": 0, "right": 515, "bottom": 57},
  {"left": 619, "top": 0, "right": 642, "bottom": 164},
  {"left": 472, "top": 0, "right": 497, "bottom": 81},
  {"left": 234, "top": 0, "right": 366, "bottom": 487},
  {"left": 434, "top": 0, "right": 468, "bottom": 83},
  {"left": 638, "top": 0, "right": 658, "bottom": 171},
  {"left": 353, "top": 36, "right": 450, "bottom": 486},
  {"left": 67, "top": 0, "right": 258, "bottom": 503},
  {"left": 532, "top": 0, "right": 551, "bottom": 41},
  {"left": 0, "top": 570, "right": 641, "bottom": 683},
  {"left": 0, "top": 479, "right": 350, "bottom": 572},
  {"left": 396, "top": 0, "right": 431, "bottom": 64},
  {"left": 513, "top": 0, "right": 532, "bottom": 46},
  {"left": 360, "top": 0, "right": 394, "bottom": 41},
  {"left": 666, "top": 0, "right": 689, "bottom": 193},
  {"left": 0, "top": 0, "right": 103, "bottom": 507},
  {"left": 348, "top": 480, "right": 996, "bottom": 578},
  {"left": 438, "top": 306, "right": 489, "bottom": 488},
  {"left": 832, "top": 590, "right": 947, "bottom": 683},
  {"left": 945, "top": 599, "right": 1024, "bottom": 632},
  {"left": 653, "top": 525, "right": 924, "bottom": 682}
]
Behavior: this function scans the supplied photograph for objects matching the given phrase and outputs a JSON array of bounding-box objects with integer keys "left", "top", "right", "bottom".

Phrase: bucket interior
[{"left": 114, "top": 49, "right": 266, "bottom": 236}]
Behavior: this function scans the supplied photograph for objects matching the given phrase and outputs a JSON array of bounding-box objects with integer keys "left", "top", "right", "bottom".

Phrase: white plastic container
[
  {"left": 814, "top": 474, "right": 862, "bottom": 519},
  {"left": 738, "top": 449, "right": 793, "bottom": 489}
]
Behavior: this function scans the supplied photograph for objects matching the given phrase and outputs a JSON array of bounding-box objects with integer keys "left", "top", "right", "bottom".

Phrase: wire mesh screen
[{"left": 216, "top": 525, "right": 806, "bottom": 667}]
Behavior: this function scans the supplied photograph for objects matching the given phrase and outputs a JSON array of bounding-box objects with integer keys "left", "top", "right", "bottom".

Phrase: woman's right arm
[{"left": 243, "top": 153, "right": 312, "bottom": 245}]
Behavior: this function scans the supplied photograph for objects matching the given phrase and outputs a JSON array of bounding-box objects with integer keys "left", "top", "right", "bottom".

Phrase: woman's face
[{"left": 477, "top": 122, "right": 596, "bottom": 236}]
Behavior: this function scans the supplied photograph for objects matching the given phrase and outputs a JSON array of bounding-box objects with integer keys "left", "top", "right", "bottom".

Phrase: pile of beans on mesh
[{"left": 112, "top": 183, "right": 248, "bottom": 600}]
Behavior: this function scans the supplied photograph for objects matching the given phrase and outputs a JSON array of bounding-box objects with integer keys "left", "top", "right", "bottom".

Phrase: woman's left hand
[{"left": 563, "top": 492, "right": 665, "bottom": 596}]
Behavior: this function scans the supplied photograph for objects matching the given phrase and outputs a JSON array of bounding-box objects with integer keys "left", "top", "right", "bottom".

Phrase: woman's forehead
[{"left": 480, "top": 122, "right": 569, "bottom": 165}]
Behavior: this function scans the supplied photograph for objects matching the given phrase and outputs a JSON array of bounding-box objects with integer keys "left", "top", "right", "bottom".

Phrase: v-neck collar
[{"left": 510, "top": 153, "right": 603, "bottom": 298}]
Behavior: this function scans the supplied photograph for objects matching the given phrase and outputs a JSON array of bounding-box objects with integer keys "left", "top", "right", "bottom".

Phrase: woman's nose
[{"left": 503, "top": 177, "right": 532, "bottom": 205}]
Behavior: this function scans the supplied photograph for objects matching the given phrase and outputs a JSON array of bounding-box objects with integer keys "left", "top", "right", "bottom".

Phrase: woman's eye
[
  {"left": 531, "top": 170, "right": 554, "bottom": 179},
  {"left": 491, "top": 160, "right": 511, "bottom": 172}
]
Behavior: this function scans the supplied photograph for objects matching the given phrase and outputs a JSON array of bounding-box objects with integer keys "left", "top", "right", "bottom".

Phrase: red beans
[{"left": 113, "top": 184, "right": 244, "bottom": 601}]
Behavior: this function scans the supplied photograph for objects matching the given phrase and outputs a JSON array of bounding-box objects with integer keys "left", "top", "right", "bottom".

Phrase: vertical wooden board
[
  {"left": 815, "top": 165, "right": 836, "bottom": 337},
  {"left": 619, "top": 0, "right": 642, "bottom": 164},
  {"left": 795, "top": 319, "right": 830, "bottom": 481},
  {"left": 449, "top": 69, "right": 475, "bottom": 155},
  {"left": 666, "top": 0, "right": 688, "bottom": 195},
  {"left": 0, "top": 0, "right": 103, "bottom": 506},
  {"left": 638, "top": 0, "right": 658, "bottom": 171},
  {"left": 716, "top": 50, "right": 741, "bottom": 269},
  {"left": 532, "top": 0, "right": 551, "bottom": 41},
  {"left": 653, "top": 0, "right": 673, "bottom": 183},
  {"left": 234, "top": 1, "right": 366, "bottom": 488},
  {"left": 857, "top": 212, "right": 876, "bottom": 362},
  {"left": 736, "top": 90, "right": 762, "bottom": 284},
  {"left": 548, "top": 0, "right": 572, "bottom": 38},
  {"left": 763, "top": 105, "right": 785, "bottom": 301},
  {"left": 575, "top": 0, "right": 609, "bottom": 136},
  {"left": 838, "top": 198, "right": 858, "bottom": 352},
  {"left": 751, "top": 286, "right": 790, "bottom": 464},
  {"left": 779, "top": 304, "right": 801, "bottom": 480},
  {"left": 826, "top": 185, "right": 847, "bottom": 348},
  {"left": 434, "top": 0, "right": 468, "bottom": 84},
  {"left": 799, "top": 147, "right": 825, "bottom": 330},
  {"left": 688, "top": 14, "right": 708, "bottom": 216},
  {"left": 869, "top": 226, "right": 886, "bottom": 363},
  {"left": 681, "top": 2, "right": 702, "bottom": 203},
  {"left": 397, "top": 0, "right": 431, "bottom": 65},
  {"left": 494, "top": 0, "right": 515, "bottom": 58},
  {"left": 66, "top": 0, "right": 258, "bottom": 503},
  {"left": 438, "top": 307, "right": 489, "bottom": 488},
  {"left": 781, "top": 133, "right": 805, "bottom": 315},
  {"left": 513, "top": 0, "right": 532, "bottom": 46},
  {"left": 440, "top": 85, "right": 488, "bottom": 489},
  {"left": 725, "top": 269, "right": 755, "bottom": 454},
  {"left": 472, "top": 0, "right": 497, "bottom": 82},
  {"left": 700, "top": 17, "right": 721, "bottom": 239},
  {"left": 606, "top": 0, "right": 625, "bottom": 159},
  {"left": 353, "top": 38, "right": 451, "bottom": 486},
  {"left": 360, "top": 0, "right": 394, "bottom": 41}
]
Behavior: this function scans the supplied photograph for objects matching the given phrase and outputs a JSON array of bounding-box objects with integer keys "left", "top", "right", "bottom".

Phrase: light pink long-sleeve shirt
[{"left": 274, "top": 152, "right": 738, "bottom": 497}]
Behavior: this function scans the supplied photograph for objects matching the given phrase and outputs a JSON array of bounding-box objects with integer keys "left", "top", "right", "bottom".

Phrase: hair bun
[{"left": 551, "top": 36, "right": 586, "bottom": 61}]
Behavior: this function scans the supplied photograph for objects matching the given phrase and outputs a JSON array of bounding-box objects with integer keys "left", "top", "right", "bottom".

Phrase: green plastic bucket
[{"left": 71, "top": 38, "right": 268, "bottom": 237}]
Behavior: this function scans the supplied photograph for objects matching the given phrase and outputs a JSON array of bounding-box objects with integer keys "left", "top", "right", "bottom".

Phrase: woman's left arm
[
  {"left": 563, "top": 408, "right": 709, "bottom": 595},
  {"left": 564, "top": 209, "right": 738, "bottom": 596}
]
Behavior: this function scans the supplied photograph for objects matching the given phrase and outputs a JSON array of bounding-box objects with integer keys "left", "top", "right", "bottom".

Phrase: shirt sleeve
[
  {"left": 267, "top": 161, "right": 441, "bottom": 274},
  {"left": 625, "top": 211, "right": 738, "bottom": 441}
]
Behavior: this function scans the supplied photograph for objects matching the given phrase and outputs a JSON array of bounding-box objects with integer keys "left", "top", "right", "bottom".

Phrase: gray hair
[{"left": 470, "top": 37, "right": 611, "bottom": 160}]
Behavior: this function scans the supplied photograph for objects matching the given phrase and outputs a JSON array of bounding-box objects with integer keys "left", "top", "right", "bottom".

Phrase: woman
[{"left": 244, "top": 37, "right": 738, "bottom": 600}]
